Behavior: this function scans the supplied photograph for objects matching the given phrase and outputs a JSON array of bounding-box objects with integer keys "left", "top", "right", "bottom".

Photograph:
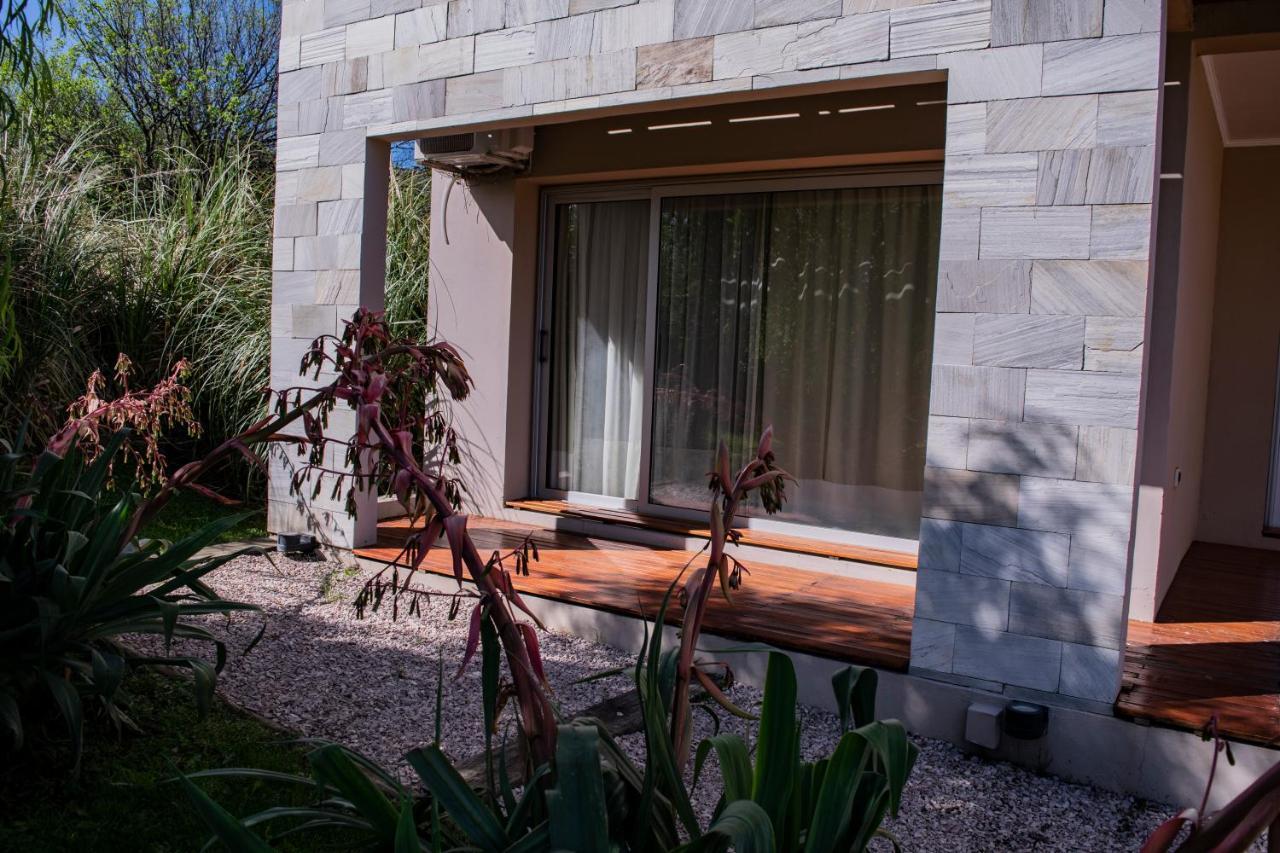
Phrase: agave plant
[{"left": 0, "top": 428, "right": 261, "bottom": 772}]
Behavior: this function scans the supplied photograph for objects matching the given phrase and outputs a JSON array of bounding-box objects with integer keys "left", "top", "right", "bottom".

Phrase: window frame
[{"left": 533, "top": 165, "right": 943, "bottom": 551}]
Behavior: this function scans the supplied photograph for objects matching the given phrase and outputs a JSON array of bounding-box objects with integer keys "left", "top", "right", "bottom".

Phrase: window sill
[{"left": 505, "top": 498, "right": 918, "bottom": 571}]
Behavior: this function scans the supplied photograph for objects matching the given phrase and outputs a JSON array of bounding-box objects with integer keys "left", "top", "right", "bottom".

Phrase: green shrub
[{"left": 0, "top": 428, "right": 261, "bottom": 772}]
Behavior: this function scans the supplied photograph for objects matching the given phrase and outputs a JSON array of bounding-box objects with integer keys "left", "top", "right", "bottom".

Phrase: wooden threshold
[
  {"left": 356, "top": 516, "right": 915, "bottom": 671},
  {"left": 505, "top": 498, "right": 918, "bottom": 572}
]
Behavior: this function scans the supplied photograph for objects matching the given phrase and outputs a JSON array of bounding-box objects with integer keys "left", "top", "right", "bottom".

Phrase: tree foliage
[{"left": 66, "top": 0, "right": 279, "bottom": 166}]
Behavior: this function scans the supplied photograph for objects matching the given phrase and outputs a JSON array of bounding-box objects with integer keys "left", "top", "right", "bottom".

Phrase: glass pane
[
  {"left": 545, "top": 199, "right": 650, "bottom": 499},
  {"left": 650, "top": 184, "right": 942, "bottom": 539}
]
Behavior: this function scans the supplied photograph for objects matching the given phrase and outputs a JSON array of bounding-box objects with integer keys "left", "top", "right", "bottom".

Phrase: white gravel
[{"left": 151, "top": 552, "right": 1190, "bottom": 851}]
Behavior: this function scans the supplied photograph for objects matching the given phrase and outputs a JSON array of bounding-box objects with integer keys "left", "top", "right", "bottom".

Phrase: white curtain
[
  {"left": 650, "top": 185, "right": 942, "bottom": 538},
  {"left": 545, "top": 199, "right": 649, "bottom": 499}
]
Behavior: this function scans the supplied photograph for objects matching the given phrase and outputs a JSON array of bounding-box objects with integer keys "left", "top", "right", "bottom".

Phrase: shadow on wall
[{"left": 914, "top": 418, "right": 1135, "bottom": 704}]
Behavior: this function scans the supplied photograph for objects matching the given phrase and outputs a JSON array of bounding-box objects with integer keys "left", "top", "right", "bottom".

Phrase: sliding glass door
[{"left": 539, "top": 172, "right": 942, "bottom": 543}]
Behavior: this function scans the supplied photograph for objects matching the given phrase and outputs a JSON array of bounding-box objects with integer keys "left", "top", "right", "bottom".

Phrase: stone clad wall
[{"left": 270, "top": 0, "right": 1164, "bottom": 703}]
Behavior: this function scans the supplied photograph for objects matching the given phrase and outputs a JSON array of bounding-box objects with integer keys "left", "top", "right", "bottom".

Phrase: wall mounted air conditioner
[{"left": 415, "top": 127, "right": 534, "bottom": 175}]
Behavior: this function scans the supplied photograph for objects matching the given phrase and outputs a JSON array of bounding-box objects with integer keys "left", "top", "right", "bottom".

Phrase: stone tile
[
  {"left": 371, "top": 0, "right": 421, "bottom": 14},
  {"left": 637, "top": 37, "right": 713, "bottom": 87},
  {"left": 324, "top": 0, "right": 370, "bottom": 28},
  {"left": 845, "top": 0, "right": 934, "bottom": 10},
  {"left": 755, "top": 0, "right": 842, "bottom": 27},
  {"left": 535, "top": 14, "right": 595, "bottom": 60},
  {"left": 929, "top": 364, "right": 1026, "bottom": 419},
  {"left": 421, "top": 36, "right": 477, "bottom": 78},
  {"left": 915, "top": 568, "right": 1011, "bottom": 630},
  {"left": 318, "top": 128, "right": 367, "bottom": 166},
  {"left": 889, "top": 0, "right": 991, "bottom": 58},
  {"left": 937, "top": 260, "right": 1031, "bottom": 313},
  {"left": 967, "top": 419, "right": 1078, "bottom": 477},
  {"left": 1042, "top": 33, "right": 1160, "bottom": 95},
  {"left": 1009, "top": 583, "right": 1125, "bottom": 648},
  {"left": 273, "top": 270, "right": 319, "bottom": 304},
  {"left": 712, "top": 25, "right": 795, "bottom": 78},
  {"left": 475, "top": 25, "right": 538, "bottom": 72},
  {"left": 952, "top": 626, "right": 1062, "bottom": 692},
  {"left": 396, "top": 5, "right": 448, "bottom": 47},
  {"left": 294, "top": 233, "right": 362, "bottom": 271},
  {"left": 505, "top": 0, "right": 570, "bottom": 26},
  {"left": 986, "top": 95, "right": 1097, "bottom": 152},
  {"left": 291, "top": 303, "right": 338, "bottom": 340},
  {"left": 342, "top": 90, "right": 393, "bottom": 127},
  {"left": 837, "top": 53, "right": 937, "bottom": 78},
  {"left": 1076, "top": 425, "right": 1137, "bottom": 484},
  {"left": 273, "top": 238, "right": 295, "bottom": 271},
  {"left": 570, "top": 0, "right": 633, "bottom": 12},
  {"left": 991, "top": 0, "right": 1101, "bottom": 46},
  {"left": 347, "top": 15, "right": 395, "bottom": 56},
  {"left": 927, "top": 416, "right": 970, "bottom": 469},
  {"left": 1091, "top": 204, "right": 1151, "bottom": 259},
  {"left": 1031, "top": 260, "right": 1147, "bottom": 316},
  {"left": 674, "top": 0, "right": 754, "bottom": 39},
  {"left": 1016, "top": 476, "right": 1133, "bottom": 534},
  {"left": 910, "top": 618, "right": 957, "bottom": 671},
  {"left": 979, "top": 207, "right": 1091, "bottom": 260},
  {"left": 945, "top": 102, "right": 986, "bottom": 155},
  {"left": 446, "top": 0, "right": 506, "bottom": 37},
  {"left": 1059, "top": 642, "right": 1121, "bottom": 702},
  {"left": 960, "top": 522, "right": 1071, "bottom": 586},
  {"left": 789, "top": 13, "right": 891, "bottom": 69},
  {"left": 933, "top": 313, "right": 975, "bottom": 365},
  {"left": 973, "top": 314, "right": 1084, "bottom": 369},
  {"left": 277, "top": 134, "right": 322, "bottom": 170},
  {"left": 751, "top": 66, "right": 841, "bottom": 90},
  {"left": 282, "top": 0, "right": 325, "bottom": 38},
  {"left": 938, "top": 208, "right": 981, "bottom": 261},
  {"left": 919, "top": 517, "right": 963, "bottom": 571},
  {"left": 316, "top": 269, "right": 361, "bottom": 304},
  {"left": 1086, "top": 146, "right": 1155, "bottom": 204},
  {"left": 318, "top": 198, "right": 364, "bottom": 235},
  {"left": 280, "top": 36, "right": 302, "bottom": 72},
  {"left": 324, "top": 59, "right": 370, "bottom": 96},
  {"left": 280, "top": 67, "right": 324, "bottom": 104},
  {"left": 392, "top": 79, "right": 446, "bottom": 121},
  {"left": 1024, "top": 369, "right": 1140, "bottom": 429},
  {"left": 1068, "top": 529, "right": 1129, "bottom": 594},
  {"left": 1103, "top": 0, "right": 1159, "bottom": 35},
  {"left": 1098, "top": 90, "right": 1158, "bottom": 146},
  {"left": 296, "top": 167, "right": 344, "bottom": 202},
  {"left": 922, "top": 467, "right": 1021, "bottom": 525},
  {"left": 1036, "top": 149, "right": 1090, "bottom": 205},
  {"left": 988, "top": 0, "right": 1100, "bottom": 45},
  {"left": 944, "top": 152, "right": 1038, "bottom": 207},
  {"left": 941, "top": 44, "right": 1041, "bottom": 103},
  {"left": 594, "top": 0, "right": 676, "bottom": 51},
  {"left": 1085, "top": 316, "right": 1144, "bottom": 373},
  {"left": 300, "top": 26, "right": 347, "bottom": 66},
  {"left": 275, "top": 202, "right": 318, "bottom": 237},
  {"left": 341, "top": 163, "right": 365, "bottom": 198}
]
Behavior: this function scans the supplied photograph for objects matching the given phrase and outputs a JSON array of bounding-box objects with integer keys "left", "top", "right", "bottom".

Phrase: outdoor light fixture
[
  {"left": 838, "top": 103, "right": 895, "bottom": 113},
  {"left": 607, "top": 128, "right": 632, "bottom": 135},
  {"left": 1002, "top": 701, "right": 1050, "bottom": 740},
  {"left": 647, "top": 120, "right": 713, "bottom": 131},
  {"left": 277, "top": 532, "right": 318, "bottom": 555},
  {"left": 728, "top": 112, "right": 801, "bottom": 123}
]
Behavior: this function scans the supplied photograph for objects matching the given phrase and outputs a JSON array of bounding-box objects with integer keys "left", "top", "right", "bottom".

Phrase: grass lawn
[
  {"left": 0, "top": 672, "right": 316, "bottom": 852},
  {"left": 143, "top": 489, "right": 268, "bottom": 544}
]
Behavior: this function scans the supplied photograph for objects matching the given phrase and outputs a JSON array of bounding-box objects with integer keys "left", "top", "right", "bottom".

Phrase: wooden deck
[
  {"left": 1118, "top": 541, "right": 1280, "bottom": 747},
  {"left": 358, "top": 520, "right": 1280, "bottom": 747},
  {"left": 355, "top": 515, "right": 915, "bottom": 670}
]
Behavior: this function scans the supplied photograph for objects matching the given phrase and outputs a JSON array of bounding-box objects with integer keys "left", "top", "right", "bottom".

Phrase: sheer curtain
[
  {"left": 650, "top": 185, "right": 942, "bottom": 538},
  {"left": 545, "top": 199, "right": 650, "bottom": 499}
]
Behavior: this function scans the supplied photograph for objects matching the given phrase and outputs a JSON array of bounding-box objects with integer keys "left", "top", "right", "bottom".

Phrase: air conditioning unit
[{"left": 415, "top": 127, "right": 534, "bottom": 175}]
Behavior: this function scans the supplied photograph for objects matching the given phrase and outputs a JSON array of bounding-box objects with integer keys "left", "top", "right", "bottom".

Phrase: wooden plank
[
  {"left": 1121, "top": 541, "right": 1280, "bottom": 748},
  {"left": 505, "top": 498, "right": 918, "bottom": 571},
  {"left": 356, "top": 516, "right": 915, "bottom": 672}
]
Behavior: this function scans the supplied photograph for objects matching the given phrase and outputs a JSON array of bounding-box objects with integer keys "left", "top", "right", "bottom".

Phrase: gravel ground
[{"left": 145, "top": 552, "right": 1189, "bottom": 851}]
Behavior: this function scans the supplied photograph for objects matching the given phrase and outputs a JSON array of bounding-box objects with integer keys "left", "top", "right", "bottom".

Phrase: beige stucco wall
[
  {"left": 1197, "top": 145, "right": 1280, "bottom": 550},
  {"left": 1129, "top": 57, "right": 1223, "bottom": 619}
]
